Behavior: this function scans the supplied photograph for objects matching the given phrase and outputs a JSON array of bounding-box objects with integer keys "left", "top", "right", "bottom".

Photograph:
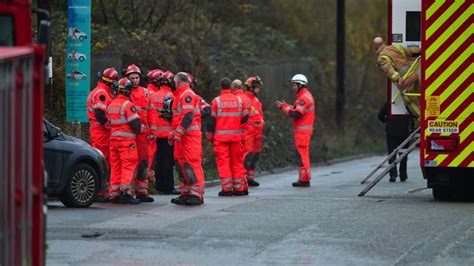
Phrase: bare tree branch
[
  {"left": 141, "top": 0, "right": 159, "bottom": 29},
  {"left": 111, "top": 0, "right": 132, "bottom": 36},
  {"left": 98, "top": 0, "right": 108, "bottom": 24},
  {"left": 131, "top": 0, "right": 137, "bottom": 29},
  {"left": 151, "top": 1, "right": 172, "bottom": 33}
]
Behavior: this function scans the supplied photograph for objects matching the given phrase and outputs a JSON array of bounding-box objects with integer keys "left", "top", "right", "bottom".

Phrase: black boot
[
  {"left": 218, "top": 190, "right": 233, "bottom": 197},
  {"left": 110, "top": 197, "right": 120, "bottom": 204},
  {"left": 248, "top": 180, "right": 260, "bottom": 187},
  {"left": 233, "top": 191, "right": 247, "bottom": 196},
  {"left": 184, "top": 196, "right": 203, "bottom": 206},
  {"left": 292, "top": 181, "right": 310, "bottom": 187},
  {"left": 400, "top": 174, "right": 408, "bottom": 182},
  {"left": 171, "top": 195, "right": 189, "bottom": 205},
  {"left": 389, "top": 175, "right": 397, "bottom": 182},
  {"left": 95, "top": 195, "right": 110, "bottom": 203},
  {"left": 118, "top": 192, "right": 141, "bottom": 205},
  {"left": 137, "top": 195, "right": 155, "bottom": 203}
]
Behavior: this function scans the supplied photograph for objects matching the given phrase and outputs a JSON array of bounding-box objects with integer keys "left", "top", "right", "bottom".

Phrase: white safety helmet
[{"left": 290, "top": 74, "right": 308, "bottom": 86}]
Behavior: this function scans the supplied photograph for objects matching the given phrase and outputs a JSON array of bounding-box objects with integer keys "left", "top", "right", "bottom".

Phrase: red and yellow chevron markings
[{"left": 423, "top": 0, "right": 473, "bottom": 168}]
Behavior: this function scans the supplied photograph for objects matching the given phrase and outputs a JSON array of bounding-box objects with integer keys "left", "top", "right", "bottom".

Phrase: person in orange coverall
[
  {"left": 276, "top": 74, "right": 315, "bottom": 187},
  {"left": 243, "top": 76, "right": 265, "bottom": 187},
  {"left": 108, "top": 78, "right": 143, "bottom": 204},
  {"left": 125, "top": 64, "right": 155, "bottom": 202},
  {"left": 146, "top": 69, "right": 163, "bottom": 182},
  {"left": 149, "top": 70, "right": 180, "bottom": 195},
  {"left": 86, "top": 67, "right": 119, "bottom": 202},
  {"left": 207, "top": 78, "right": 249, "bottom": 196},
  {"left": 169, "top": 72, "right": 205, "bottom": 206}
]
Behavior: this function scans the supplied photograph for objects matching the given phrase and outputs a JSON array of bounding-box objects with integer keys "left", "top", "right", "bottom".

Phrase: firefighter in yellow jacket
[{"left": 373, "top": 37, "right": 422, "bottom": 118}]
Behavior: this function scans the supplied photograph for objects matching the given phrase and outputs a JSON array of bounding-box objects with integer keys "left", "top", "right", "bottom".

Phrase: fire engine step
[{"left": 359, "top": 127, "right": 420, "bottom": 196}]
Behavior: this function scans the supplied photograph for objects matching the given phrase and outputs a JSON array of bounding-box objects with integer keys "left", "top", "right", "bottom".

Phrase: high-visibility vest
[
  {"left": 130, "top": 86, "right": 152, "bottom": 129},
  {"left": 149, "top": 86, "right": 173, "bottom": 138},
  {"left": 282, "top": 88, "right": 315, "bottom": 135},
  {"left": 86, "top": 82, "right": 112, "bottom": 128},
  {"left": 245, "top": 91, "right": 264, "bottom": 127},
  {"left": 171, "top": 83, "right": 202, "bottom": 136},
  {"left": 212, "top": 90, "right": 247, "bottom": 142},
  {"left": 108, "top": 95, "right": 140, "bottom": 140}
]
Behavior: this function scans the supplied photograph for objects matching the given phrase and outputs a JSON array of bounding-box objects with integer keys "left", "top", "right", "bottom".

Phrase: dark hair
[{"left": 220, "top": 78, "right": 231, "bottom": 89}]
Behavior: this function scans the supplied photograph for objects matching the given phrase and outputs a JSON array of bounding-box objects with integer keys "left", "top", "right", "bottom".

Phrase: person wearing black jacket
[{"left": 378, "top": 102, "right": 414, "bottom": 182}]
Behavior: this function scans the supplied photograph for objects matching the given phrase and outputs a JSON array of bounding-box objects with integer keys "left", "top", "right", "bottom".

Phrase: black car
[{"left": 43, "top": 119, "right": 108, "bottom": 207}]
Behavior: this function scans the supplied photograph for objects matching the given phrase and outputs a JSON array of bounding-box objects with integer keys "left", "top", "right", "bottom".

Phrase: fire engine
[
  {"left": 360, "top": 0, "right": 472, "bottom": 199},
  {"left": 386, "top": 0, "right": 472, "bottom": 200},
  {"left": 0, "top": 0, "right": 49, "bottom": 265},
  {"left": 419, "top": 0, "right": 473, "bottom": 200}
]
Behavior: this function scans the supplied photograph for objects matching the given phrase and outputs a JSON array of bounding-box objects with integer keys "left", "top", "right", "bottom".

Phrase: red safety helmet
[
  {"left": 116, "top": 77, "right": 133, "bottom": 96},
  {"left": 98, "top": 67, "right": 119, "bottom": 84},
  {"left": 124, "top": 64, "right": 141, "bottom": 76},
  {"left": 148, "top": 69, "right": 164, "bottom": 80},
  {"left": 245, "top": 75, "right": 263, "bottom": 89},
  {"left": 162, "top": 71, "right": 174, "bottom": 85}
]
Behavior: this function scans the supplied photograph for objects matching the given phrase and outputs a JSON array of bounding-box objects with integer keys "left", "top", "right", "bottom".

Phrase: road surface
[{"left": 46, "top": 151, "right": 474, "bottom": 265}]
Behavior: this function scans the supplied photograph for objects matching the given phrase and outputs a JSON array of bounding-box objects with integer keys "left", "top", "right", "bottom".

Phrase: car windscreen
[{"left": 0, "top": 14, "right": 15, "bottom": 46}]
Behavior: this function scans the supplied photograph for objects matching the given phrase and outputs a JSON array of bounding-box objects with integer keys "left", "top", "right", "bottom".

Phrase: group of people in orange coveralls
[{"left": 87, "top": 65, "right": 315, "bottom": 206}]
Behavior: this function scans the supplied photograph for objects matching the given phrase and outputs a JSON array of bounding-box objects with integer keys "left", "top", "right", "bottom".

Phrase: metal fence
[{"left": 0, "top": 47, "right": 44, "bottom": 266}]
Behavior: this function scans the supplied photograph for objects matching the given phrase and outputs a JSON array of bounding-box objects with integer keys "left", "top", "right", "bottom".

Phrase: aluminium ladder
[{"left": 358, "top": 127, "right": 420, "bottom": 196}]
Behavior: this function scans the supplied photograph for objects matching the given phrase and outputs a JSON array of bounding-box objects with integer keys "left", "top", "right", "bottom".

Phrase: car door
[{"left": 43, "top": 121, "right": 66, "bottom": 188}]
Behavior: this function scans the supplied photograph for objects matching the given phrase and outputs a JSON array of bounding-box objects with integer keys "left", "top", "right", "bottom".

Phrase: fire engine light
[{"left": 429, "top": 139, "right": 458, "bottom": 151}]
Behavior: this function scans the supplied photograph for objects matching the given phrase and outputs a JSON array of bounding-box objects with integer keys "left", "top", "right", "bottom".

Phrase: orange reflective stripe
[
  {"left": 294, "top": 125, "right": 313, "bottom": 131},
  {"left": 150, "top": 126, "right": 171, "bottom": 131},
  {"left": 215, "top": 129, "right": 243, "bottom": 135},
  {"left": 92, "top": 103, "right": 107, "bottom": 109},
  {"left": 127, "top": 113, "right": 139, "bottom": 122},
  {"left": 185, "top": 125, "right": 199, "bottom": 132},
  {"left": 111, "top": 132, "right": 136, "bottom": 138}
]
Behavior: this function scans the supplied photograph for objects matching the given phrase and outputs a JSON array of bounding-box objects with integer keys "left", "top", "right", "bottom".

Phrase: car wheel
[
  {"left": 60, "top": 163, "right": 98, "bottom": 208},
  {"left": 81, "top": 76, "right": 87, "bottom": 80},
  {"left": 79, "top": 36, "right": 85, "bottom": 41},
  {"left": 79, "top": 56, "right": 85, "bottom": 61}
]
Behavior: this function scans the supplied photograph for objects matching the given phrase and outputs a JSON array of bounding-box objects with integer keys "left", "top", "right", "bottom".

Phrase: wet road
[{"left": 46, "top": 151, "right": 474, "bottom": 265}]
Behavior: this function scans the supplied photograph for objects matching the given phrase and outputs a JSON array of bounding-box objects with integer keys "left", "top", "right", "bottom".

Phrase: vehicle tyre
[
  {"left": 79, "top": 56, "right": 85, "bottom": 61},
  {"left": 79, "top": 36, "right": 85, "bottom": 41},
  {"left": 60, "top": 163, "right": 98, "bottom": 208},
  {"left": 432, "top": 187, "right": 450, "bottom": 201},
  {"left": 81, "top": 76, "right": 87, "bottom": 80}
]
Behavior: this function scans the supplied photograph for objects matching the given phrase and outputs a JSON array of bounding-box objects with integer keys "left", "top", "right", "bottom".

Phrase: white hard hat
[{"left": 290, "top": 74, "right": 308, "bottom": 85}]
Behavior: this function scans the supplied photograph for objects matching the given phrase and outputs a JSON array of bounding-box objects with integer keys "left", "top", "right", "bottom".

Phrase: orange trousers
[
  {"left": 148, "top": 137, "right": 156, "bottom": 177},
  {"left": 109, "top": 139, "right": 138, "bottom": 199},
  {"left": 90, "top": 125, "right": 111, "bottom": 165},
  {"left": 90, "top": 125, "right": 110, "bottom": 196},
  {"left": 175, "top": 135, "right": 205, "bottom": 200},
  {"left": 243, "top": 125, "right": 263, "bottom": 182},
  {"left": 134, "top": 132, "right": 149, "bottom": 196},
  {"left": 295, "top": 133, "right": 311, "bottom": 182},
  {"left": 214, "top": 141, "right": 246, "bottom": 192}
]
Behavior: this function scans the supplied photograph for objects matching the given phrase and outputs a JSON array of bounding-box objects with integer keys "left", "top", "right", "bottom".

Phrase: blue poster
[{"left": 65, "top": 0, "right": 91, "bottom": 122}]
